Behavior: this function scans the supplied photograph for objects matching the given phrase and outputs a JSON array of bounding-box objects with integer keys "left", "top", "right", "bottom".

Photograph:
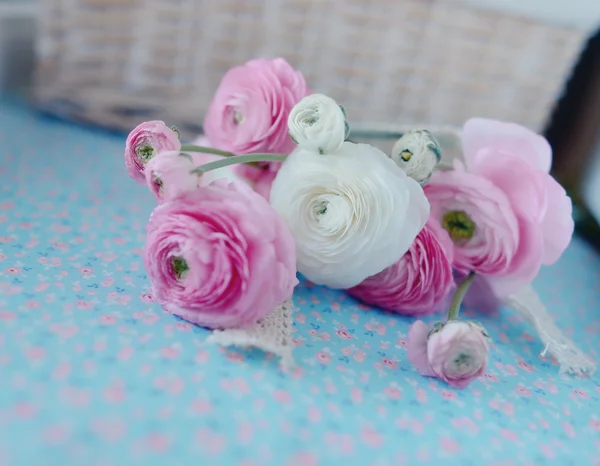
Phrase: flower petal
[
  {"left": 347, "top": 219, "right": 454, "bottom": 316},
  {"left": 407, "top": 321, "right": 435, "bottom": 377},
  {"left": 462, "top": 118, "right": 552, "bottom": 173},
  {"left": 469, "top": 150, "right": 547, "bottom": 222},
  {"left": 485, "top": 217, "right": 544, "bottom": 297},
  {"left": 539, "top": 176, "right": 574, "bottom": 265}
]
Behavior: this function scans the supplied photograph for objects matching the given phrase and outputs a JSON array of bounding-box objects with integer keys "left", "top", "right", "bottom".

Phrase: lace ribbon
[
  {"left": 505, "top": 286, "right": 596, "bottom": 375},
  {"left": 206, "top": 299, "right": 295, "bottom": 370}
]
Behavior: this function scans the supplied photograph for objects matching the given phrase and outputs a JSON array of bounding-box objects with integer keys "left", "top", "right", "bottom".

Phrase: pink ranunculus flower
[
  {"left": 145, "top": 149, "right": 241, "bottom": 203},
  {"left": 347, "top": 219, "right": 455, "bottom": 316},
  {"left": 144, "top": 151, "right": 199, "bottom": 202},
  {"left": 425, "top": 118, "right": 574, "bottom": 297},
  {"left": 407, "top": 320, "right": 489, "bottom": 389},
  {"left": 125, "top": 121, "right": 181, "bottom": 184},
  {"left": 203, "top": 58, "right": 309, "bottom": 160},
  {"left": 143, "top": 180, "right": 298, "bottom": 329}
]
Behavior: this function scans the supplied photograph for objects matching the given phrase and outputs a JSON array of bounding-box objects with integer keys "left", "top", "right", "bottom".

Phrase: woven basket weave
[{"left": 34, "top": 0, "right": 587, "bottom": 138}]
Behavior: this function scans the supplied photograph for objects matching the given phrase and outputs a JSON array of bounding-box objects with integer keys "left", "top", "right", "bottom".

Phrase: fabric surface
[{"left": 0, "top": 99, "right": 599, "bottom": 466}]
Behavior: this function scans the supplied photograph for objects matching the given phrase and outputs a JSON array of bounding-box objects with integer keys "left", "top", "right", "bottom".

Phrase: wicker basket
[{"left": 34, "top": 0, "right": 587, "bottom": 138}]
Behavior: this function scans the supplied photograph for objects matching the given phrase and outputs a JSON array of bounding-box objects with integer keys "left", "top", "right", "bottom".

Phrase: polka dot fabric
[{"left": 0, "top": 100, "right": 599, "bottom": 465}]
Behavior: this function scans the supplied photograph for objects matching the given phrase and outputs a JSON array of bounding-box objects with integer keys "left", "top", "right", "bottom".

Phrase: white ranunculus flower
[
  {"left": 270, "top": 141, "right": 430, "bottom": 289},
  {"left": 287, "top": 94, "right": 348, "bottom": 154}
]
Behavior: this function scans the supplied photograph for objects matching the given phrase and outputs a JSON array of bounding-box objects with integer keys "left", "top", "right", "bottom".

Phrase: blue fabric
[{"left": 0, "top": 99, "right": 599, "bottom": 466}]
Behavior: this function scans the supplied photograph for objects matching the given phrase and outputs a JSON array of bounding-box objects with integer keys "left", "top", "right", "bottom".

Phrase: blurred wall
[
  {"left": 462, "top": 0, "right": 599, "bottom": 29},
  {"left": 0, "top": 2, "right": 36, "bottom": 93}
]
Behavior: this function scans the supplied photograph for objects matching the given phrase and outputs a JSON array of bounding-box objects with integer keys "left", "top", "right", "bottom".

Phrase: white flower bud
[
  {"left": 391, "top": 129, "right": 442, "bottom": 185},
  {"left": 287, "top": 94, "right": 349, "bottom": 154}
]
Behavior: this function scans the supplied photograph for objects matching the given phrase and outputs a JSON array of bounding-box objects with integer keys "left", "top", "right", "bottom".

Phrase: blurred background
[{"left": 1, "top": 0, "right": 599, "bottom": 245}]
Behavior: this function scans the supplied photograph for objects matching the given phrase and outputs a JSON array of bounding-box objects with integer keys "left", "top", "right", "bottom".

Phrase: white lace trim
[
  {"left": 505, "top": 286, "right": 596, "bottom": 375},
  {"left": 206, "top": 300, "right": 295, "bottom": 370}
]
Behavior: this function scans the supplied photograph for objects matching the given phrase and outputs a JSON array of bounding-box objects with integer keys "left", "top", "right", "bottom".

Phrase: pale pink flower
[
  {"left": 144, "top": 151, "right": 198, "bottom": 202},
  {"left": 144, "top": 148, "right": 241, "bottom": 203},
  {"left": 143, "top": 180, "right": 298, "bottom": 329},
  {"left": 407, "top": 320, "right": 489, "bottom": 389},
  {"left": 203, "top": 58, "right": 309, "bottom": 166},
  {"left": 348, "top": 219, "right": 454, "bottom": 316},
  {"left": 425, "top": 118, "right": 573, "bottom": 297},
  {"left": 125, "top": 121, "right": 181, "bottom": 184}
]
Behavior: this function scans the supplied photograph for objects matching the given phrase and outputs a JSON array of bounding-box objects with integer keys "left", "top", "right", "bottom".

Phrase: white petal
[{"left": 270, "top": 142, "right": 430, "bottom": 288}]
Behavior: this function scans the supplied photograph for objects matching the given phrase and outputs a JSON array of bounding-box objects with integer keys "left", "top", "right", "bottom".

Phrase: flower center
[
  {"left": 136, "top": 144, "right": 155, "bottom": 163},
  {"left": 153, "top": 176, "right": 164, "bottom": 194},
  {"left": 442, "top": 210, "right": 475, "bottom": 241},
  {"left": 454, "top": 352, "right": 472, "bottom": 368},
  {"left": 171, "top": 256, "right": 189, "bottom": 280},
  {"left": 447, "top": 350, "right": 481, "bottom": 377},
  {"left": 315, "top": 200, "right": 328, "bottom": 215},
  {"left": 310, "top": 192, "right": 353, "bottom": 235},
  {"left": 400, "top": 149, "right": 413, "bottom": 161},
  {"left": 233, "top": 109, "right": 244, "bottom": 124}
]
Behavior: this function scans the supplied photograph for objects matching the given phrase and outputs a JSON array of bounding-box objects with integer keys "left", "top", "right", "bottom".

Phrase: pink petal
[
  {"left": 235, "top": 163, "right": 266, "bottom": 183},
  {"left": 253, "top": 171, "right": 277, "bottom": 200},
  {"left": 144, "top": 151, "right": 197, "bottom": 202},
  {"left": 485, "top": 217, "right": 544, "bottom": 297},
  {"left": 427, "top": 216, "right": 454, "bottom": 264},
  {"left": 470, "top": 150, "right": 547, "bottom": 222},
  {"left": 407, "top": 321, "right": 435, "bottom": 377},
  {"left": 462, "top": 118, "right": 552, "bottom": 173},
  {"left": 446, "top": 378, "right": 474, "bottom": 389},
  {"left": 539, "top": 176, "right": 574, "bottom": 265}
]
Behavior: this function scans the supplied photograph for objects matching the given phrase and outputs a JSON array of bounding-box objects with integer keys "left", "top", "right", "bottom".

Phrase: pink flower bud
[
  {"left": 407, "top": 320, "right": 489, "bottom": 389},
  {"left": 124, "top": 121, "right": 181, "bottom": 184}
]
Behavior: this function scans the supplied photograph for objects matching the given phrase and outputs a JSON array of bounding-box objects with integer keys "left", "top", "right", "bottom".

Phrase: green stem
[
  {"left": 435, "top": 163, "right": 454, "bottom": 171},
  {"left": 447, "top": 271, "right": 476, "bottom": 320},
  {"left": 191, "top": 153, "right": 287, "bottom": 174},
  {"left": 349, "top": 129, "right": 405, "bottom": 140},
  {"left": 180, "top": 144, "right": 235, "bottom": 158}
]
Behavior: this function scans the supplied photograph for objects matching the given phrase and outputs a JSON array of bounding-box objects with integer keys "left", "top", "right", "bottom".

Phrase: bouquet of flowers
[{"left": 123, "top": 58, "right": 595, "bottom": 388}]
